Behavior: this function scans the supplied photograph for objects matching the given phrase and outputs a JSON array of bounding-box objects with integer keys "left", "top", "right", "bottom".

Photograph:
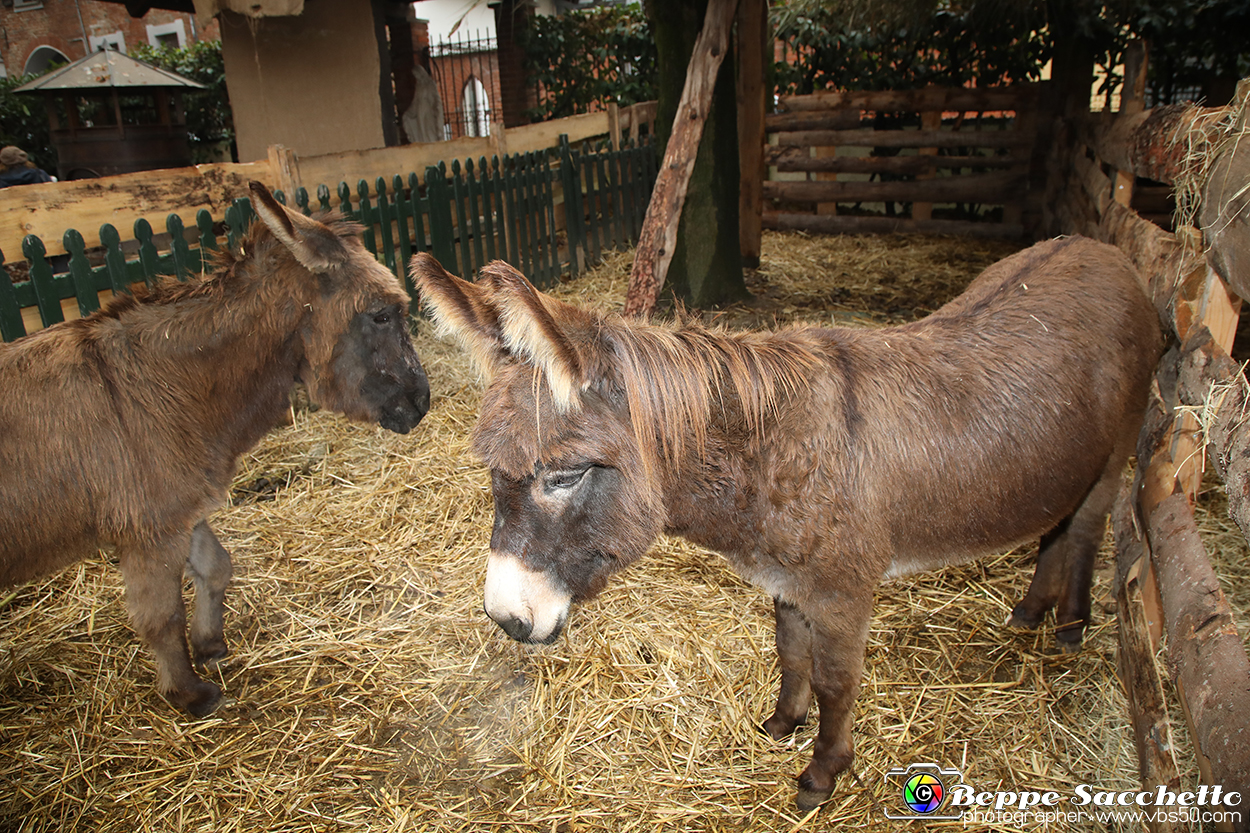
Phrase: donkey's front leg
[
  {"left": 187, "top": 520, "right": 233, "bottom": 665},
  {"left": 763, "top": 598, "right": 812, "bottom": 740},
  {"left": 794, "top": 597, "right": 873, "bottom": 813},
  {"left": 118, "top": 531, "right": 222, "bottom": 717}
]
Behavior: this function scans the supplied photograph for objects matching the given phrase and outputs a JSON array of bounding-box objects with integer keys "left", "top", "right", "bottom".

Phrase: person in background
[{"left": 0, "top": 146, "right": 54, "bottom": 187}]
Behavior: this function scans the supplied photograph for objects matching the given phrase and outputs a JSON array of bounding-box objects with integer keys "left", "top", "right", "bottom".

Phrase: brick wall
[{"left": 1, "top": 0, "right": 218, "bottom": 78}]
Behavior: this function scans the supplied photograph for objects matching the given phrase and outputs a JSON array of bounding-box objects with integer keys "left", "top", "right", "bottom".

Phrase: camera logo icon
[{"left": 883, "top": 763, "right": 965, "bottom": 820}]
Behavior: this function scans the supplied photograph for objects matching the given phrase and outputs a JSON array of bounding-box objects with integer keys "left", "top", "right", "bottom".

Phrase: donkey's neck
[
  {"left": 646, "top": 325, "right": 852, "bottom": 554},
  {"left": 107, "top": 267, "right": 315, "bottom": 465}
]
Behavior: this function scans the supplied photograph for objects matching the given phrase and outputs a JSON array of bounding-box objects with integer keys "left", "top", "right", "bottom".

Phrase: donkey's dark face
[
  {"left": 251, "top": 184, "right": 430, "bottom": 433},
  {"left": 410, "top": 253, "right": 669, "bottom": 644},
  {"left": 474, "top": 371, "right": 662, "bottom": 643},
  {"left": 329, "top": 300, "right": 430, "bottom": 434}
]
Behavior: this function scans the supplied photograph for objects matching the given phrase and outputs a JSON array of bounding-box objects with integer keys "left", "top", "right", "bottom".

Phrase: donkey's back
[{"left": 809, "top": 236, "right": 1161, "bottom": 582}]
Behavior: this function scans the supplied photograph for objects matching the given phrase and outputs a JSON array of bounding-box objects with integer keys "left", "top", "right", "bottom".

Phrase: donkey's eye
[{"left": 544, "top": 467, "right": 589, "bottom": 491}]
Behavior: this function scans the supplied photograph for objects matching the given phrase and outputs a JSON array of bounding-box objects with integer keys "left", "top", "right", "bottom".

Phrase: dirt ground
[{"left": 1, "top": 231, "right": 1244, "bottom": 832}]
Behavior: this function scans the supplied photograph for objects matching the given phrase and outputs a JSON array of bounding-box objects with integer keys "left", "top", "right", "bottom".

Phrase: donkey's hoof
[
  {"left": 760, "top": 713, "right": 805, "bottom": 741},
  {"left": 170, "top": 679, "right": 223, "bottom": 718},
  {"left": 795, "top": 786, "right": 833, "bottom": 814},
  {"left": 1054, "top": 633, "right": 1084, "bottom": 654},
  {"left": 1005, "top": 604, "right": 1043, "bottom": 630},
  {"left": 193, "top": 641, "right": 230, "bottom": 668}
]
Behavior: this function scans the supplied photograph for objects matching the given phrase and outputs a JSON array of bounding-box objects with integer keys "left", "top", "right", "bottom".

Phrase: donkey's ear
[
  {"left": 249, "top": 181, "right": 349, "bottom": 272},
  {"left": 481, "top": 260, "right": 595, "bottom": 411},
  {"left": 409, "top": 252, "right": 506, "bottom": 375}
]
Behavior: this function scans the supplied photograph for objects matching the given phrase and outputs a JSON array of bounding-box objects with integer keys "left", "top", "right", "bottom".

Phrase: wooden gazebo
[{"left": 13, "top": 49, "right": 206, "bottom": 181}]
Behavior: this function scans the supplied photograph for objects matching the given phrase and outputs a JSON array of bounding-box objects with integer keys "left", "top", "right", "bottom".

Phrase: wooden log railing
[{"left": 1057, "top": 75, "right": 1250, "bottom": 833}]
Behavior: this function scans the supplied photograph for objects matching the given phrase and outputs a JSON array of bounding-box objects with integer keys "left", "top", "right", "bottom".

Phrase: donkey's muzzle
[
  {"left": 483, "top": 551, "right": 571, "bottom": 644},
  {"left": 378, "top": 378, "right": 430, "bottom": 434},
  {"left": 489, "top": 609, "right": 565, "bottom": 645}
]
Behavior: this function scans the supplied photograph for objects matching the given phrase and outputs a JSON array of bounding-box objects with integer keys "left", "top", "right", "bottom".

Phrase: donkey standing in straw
[
  {"left": 413, "top": 237, "right": 1162, "bottom": 811},
  {"left": 0, "top": 182, "right": 430, "bottom": 717}
]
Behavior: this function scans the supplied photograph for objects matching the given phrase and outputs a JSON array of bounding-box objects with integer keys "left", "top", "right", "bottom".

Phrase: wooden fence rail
[
  {"left": 764, "top": 83, "right": 1045, "bottom": 239},
  {"left": 760, "top": 83, "right": 1045, "bottom": 236},
  {"left": 0, "top": 109, "right": 657, "bottom": 341}
]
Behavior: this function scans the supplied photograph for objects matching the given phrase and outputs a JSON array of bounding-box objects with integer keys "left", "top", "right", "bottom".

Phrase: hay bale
[{"left": 1, "top": 231, "right": 1241, "bottom": 831}]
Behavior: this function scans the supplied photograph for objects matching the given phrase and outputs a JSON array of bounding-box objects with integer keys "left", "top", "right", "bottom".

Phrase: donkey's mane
[
  {"left": 86, "top": 210, "right": 364, "bottom": 322},
  {"left": 599, "top": 314, "right": 829, "bottom": 469}
]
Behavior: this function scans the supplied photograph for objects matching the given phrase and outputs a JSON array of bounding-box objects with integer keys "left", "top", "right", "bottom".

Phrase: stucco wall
[{"left": 221, "top": 0, "right": 387, "bottom": 163}]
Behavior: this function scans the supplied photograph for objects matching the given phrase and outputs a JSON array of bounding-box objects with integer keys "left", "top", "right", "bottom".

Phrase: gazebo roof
[{"left": 13, "top": 49, "right": 206, "bottom": 94}]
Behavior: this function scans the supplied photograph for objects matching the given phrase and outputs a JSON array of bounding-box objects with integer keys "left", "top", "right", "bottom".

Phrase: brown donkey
[
  {"left": 411, "top": 236, "right": 1162, "bottom": 812},
  {"left": 0, "top": 182, "right": 430, "bottom": 717}
]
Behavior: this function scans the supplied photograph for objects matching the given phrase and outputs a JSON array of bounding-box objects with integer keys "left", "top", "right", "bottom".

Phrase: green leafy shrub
[
  {"left": 0, "top": 74, "right": 56, "bottom": 173},
  {"left": 130, "top": 40, "right": 235, "bottom": 163},
  {"left": 771, "top": 3, "right": 1049, "bottom": 95},
  {"left": 519, "top": 4, "right": 657, "bottom": 121}
]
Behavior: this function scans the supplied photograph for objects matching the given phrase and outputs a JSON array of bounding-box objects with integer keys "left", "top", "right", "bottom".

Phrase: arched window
[
  {"left": 461, "top": 76, "right": 490, "bottom": 138},
  {"left": 24, "top": 46, "right": 70, "bottom": 76}
]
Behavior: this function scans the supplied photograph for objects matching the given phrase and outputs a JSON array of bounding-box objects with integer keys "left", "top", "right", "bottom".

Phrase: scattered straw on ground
[{"left": 2, "top": 232, "right": 1245, "bottom": 832}]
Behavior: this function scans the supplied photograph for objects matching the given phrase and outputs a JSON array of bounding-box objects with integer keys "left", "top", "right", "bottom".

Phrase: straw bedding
[{"left": 1, "top": 231, "right": 1245, "bottom": 832}]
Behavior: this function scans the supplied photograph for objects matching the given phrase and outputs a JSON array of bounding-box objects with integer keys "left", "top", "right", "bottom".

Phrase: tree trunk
[{"left": 642, "top": 0, "right": 748, "bottom": 312}]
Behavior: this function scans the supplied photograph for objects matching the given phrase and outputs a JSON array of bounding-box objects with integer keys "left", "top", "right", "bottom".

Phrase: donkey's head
[
  {"left": 412, "top": 254, "right": 669, "bottom": 643},
  {"left": 251, "top": 182, "right": 430, "bottom": 433}
]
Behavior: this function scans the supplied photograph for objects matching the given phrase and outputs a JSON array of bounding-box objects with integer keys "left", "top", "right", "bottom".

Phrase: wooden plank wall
[
  {"left": 763, "top": 84, "right": 1046, "bottom": 239},
  {"left": 1049, "top": 74, "right": 1250, "bottom": 832}
]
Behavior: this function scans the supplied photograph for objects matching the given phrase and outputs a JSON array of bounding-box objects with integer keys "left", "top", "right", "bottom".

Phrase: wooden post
[
  {"left": 608, "top": 103, "right": 622, "bottom": 151},
  {"left": 491, "top": 122, "right": 509, "bottom": 160},
  {"left": 267, "top": 144, "right": 302, "bottom": 201},
  {"left": 624, "top": 0, "right": 739, "bottom": 319},
  {"left": 911, "top": 107, "right": 942, "bottom": 222},
  {"left": 1113, "top": 41, "right": 1148, "bottom": 209},
  {"left": 736, "top": 0, "right": 766, "bottom": 268}
]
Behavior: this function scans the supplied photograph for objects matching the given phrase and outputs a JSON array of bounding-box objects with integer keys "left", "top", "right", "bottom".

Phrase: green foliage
[
  {"left": 772, "top": 3, "right": 1050, "bottom": 94},
  {"left": 772, "top": 0, "right": 1250, "bottom": 106},
  {"left": 130, "top": 40, "right": 235, "bottom": 162},
  {"left": 1108, "top": 0, "right": 1250, "bottom": 104},
  {"left": 0, "top": 75, "right": 56, "bottom": 173},
  {"left": 519, "top": 3, "right": 657, "bottom": 121}
]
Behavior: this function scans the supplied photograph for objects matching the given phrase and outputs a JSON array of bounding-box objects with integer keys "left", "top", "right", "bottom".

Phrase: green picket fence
[
  {"left": 0, "top": 199, "right": 256, "bottom": 342},
  {"left": 0, "top": 136, "right": 656, "bottom": 342}
]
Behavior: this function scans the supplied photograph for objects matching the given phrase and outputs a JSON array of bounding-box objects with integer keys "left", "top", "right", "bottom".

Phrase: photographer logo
[{"left": 883, "top": 763, "right": 964, "bottom": 820}]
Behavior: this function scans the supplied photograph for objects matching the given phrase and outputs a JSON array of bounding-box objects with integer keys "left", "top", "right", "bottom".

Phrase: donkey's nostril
[{"left": 495, "top": 615, "right": 533, "bottom": 643}]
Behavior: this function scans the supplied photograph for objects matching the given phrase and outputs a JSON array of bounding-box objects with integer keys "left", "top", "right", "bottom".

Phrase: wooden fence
[
  {"left": 0, "top": 103, "right": 657, "bottom": 340},
  {"left": 1047, "top": 65, "right": 1250, "bottom": 832},
  {"left": 763, "top": 84, "right": 1045, "bottom": 239}
]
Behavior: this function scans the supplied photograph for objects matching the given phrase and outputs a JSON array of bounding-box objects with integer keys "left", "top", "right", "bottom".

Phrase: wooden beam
[
  {"left": 1148, "top": 493, "right": 1250, "bottom": 829},
  {"left": 778, "top": 86, "right": 1037, "bottom": 114},
  {"left": 764, "top": 148, "right": 1023, "bottom": 174},
  {"left": 625, "top": 0, "right": 739, "bottom": 318},
  {"left": 1112, "top": 488, "right": 1181, "bottom": 833},
  {"left": 1111, "top": 41, "right": 1148, "bottom": 211},
  {"left": 0, "top": 162, "right": 272, "bottom": 259},
  {"left": 911, "top": 107, "right": 942, "bottom": 222},
  {"left": 771, "top": 127, "right": 1032, "bottom": 150},
  {"left": 762, "top": 170, "right": 1024, "bottom": 205},
  {"left": 735, "top": 0, "right": 766, "bottom": 268},
  {"left": 763, "top": 212, "right": 1025, "bottom": 239},
  {"left": 1176, "top": 327, "right": 1250, "bottom": 544},
  {"left": 1076, "top": 104, "right": 1225, "bottom": 186}
]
